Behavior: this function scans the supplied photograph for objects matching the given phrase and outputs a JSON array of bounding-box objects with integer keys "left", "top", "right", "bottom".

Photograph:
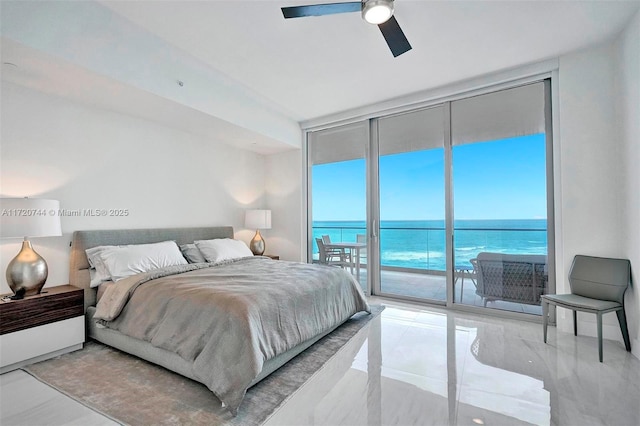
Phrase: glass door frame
[
  {"left": 444, "top": 102, "right": 455, "bottom": 307},
  {"left": 368, "top": 120, "right": 380, "bottom": 298}
]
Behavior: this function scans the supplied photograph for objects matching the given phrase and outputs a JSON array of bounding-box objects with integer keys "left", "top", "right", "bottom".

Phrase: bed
[{"left": 69, "top": 226, "right": 370, "bottom": 415}]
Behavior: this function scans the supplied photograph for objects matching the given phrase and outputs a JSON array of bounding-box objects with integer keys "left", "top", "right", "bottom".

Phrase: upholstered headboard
[{"left": 70, "top": 226, "right": 234, "bottom": 311}]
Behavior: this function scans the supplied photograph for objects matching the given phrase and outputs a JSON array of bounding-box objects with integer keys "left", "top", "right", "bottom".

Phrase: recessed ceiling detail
[{"left": 2, "top": 0, "right": 638, "bottom": 152}]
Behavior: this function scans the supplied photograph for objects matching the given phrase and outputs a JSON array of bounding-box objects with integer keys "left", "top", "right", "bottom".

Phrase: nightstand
[
  {"left": 0, "top": 285, "right": 85, "bottom": 373},
  {"left": 264, "top": 254, "right": 280, "bottom": 260}
]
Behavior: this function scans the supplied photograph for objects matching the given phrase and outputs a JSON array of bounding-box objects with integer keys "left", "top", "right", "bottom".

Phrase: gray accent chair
[{"left": 542, "top": 255, "right": 631, "bottom": 362}]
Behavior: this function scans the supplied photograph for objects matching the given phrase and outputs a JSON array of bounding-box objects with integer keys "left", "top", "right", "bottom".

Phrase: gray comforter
[{"left": 94, "top": 257, "right": 370, "bottom": 414}]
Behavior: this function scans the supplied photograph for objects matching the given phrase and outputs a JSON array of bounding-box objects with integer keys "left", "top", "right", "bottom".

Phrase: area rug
[{"left": 23, "top": 305, "right": 384, "bottom": 426}]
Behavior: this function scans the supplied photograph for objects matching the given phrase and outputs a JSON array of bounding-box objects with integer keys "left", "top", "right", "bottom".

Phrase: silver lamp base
[
  {"left": 249, "top": 230, "right": 266, "bottom": 256},
  {"left": 6, "top": 240, "right": 48, "bottom": 299}
]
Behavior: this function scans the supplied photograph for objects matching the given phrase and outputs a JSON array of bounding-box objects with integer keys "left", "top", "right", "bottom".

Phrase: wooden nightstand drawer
[
  {"left": 0, "top": 285, "right": 85, "bottom": 373},
  {"left": 0, "top": 285, "right": 84, "bottom": 335}
]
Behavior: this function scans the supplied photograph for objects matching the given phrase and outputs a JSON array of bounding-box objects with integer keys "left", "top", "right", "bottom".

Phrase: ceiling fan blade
[
  {"left": 282, "top": 2, "right": 361, "bottom": 19},
  {"left": 378, "top": 15, "right": 412, "bottom": 57}
]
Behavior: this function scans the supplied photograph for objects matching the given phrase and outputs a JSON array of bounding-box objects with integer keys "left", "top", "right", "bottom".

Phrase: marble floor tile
[{"left": 266, "top": 300, "right": 640, "bottom": 426}]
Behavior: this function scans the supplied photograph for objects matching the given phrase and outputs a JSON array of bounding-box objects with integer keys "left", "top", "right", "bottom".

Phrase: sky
[{"left": 312, "top": 133, "right": 547, "bottom": 221}]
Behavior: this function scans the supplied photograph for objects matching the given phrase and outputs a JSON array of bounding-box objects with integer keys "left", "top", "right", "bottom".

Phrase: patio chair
[
  {"left": 542, "top": 255, "right": 631, "bottom": 362},
  {"left": 316, "top": 238, "right": 352, "bottom": 270},
  {"left": 474, "top": 252, "right": 548, "bottom": 307},
  {"left": 321, "top": 235, "right": 351, "bottom": 264}
]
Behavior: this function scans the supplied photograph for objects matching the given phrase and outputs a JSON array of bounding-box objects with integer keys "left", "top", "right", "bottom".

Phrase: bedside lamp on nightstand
[
  {"left": 245, "top": 209, "right": 271, "bottom": 256},
  {"left": 1, "top": 198, "right": 62, "bottom": 299}
]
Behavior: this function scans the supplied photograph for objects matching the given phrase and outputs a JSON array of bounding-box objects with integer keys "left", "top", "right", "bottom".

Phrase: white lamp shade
[
  {"left": 245, "top": 209, "right": 272, "bottom": 230},
  {"left": 0, "top": 198, "right": 62, "bottom": 238}
]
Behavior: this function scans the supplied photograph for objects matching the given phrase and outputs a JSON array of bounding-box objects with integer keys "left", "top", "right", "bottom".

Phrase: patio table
[{"left": 324, "top": 242, "right": 367, "bottom": 282}]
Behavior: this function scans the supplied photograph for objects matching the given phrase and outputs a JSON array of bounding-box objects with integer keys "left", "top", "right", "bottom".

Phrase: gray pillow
[
  {"left": 180, "top": 243, "right": 207, "bottom": 263},
  {"left": 86, "top": 245, "right": 118, "bottom": 287}
]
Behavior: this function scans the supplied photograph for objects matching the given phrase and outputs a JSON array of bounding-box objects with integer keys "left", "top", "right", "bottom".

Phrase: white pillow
[
  {"left": 195, "top": 238, "right": 253, "bottom": 263},
  {"left": 98, "top": 241, "right": 188, "bottom": 282},
  {"left": 86, "top": 245, "right": 118, "bottom": 288},
  {"left": 179, "top": 244, "right": 206, "bottom": 263}
]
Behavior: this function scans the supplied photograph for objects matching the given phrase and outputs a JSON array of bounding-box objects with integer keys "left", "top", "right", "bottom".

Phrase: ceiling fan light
[{"left": 362, "top": 0, "right": 394, "bottom": 25}]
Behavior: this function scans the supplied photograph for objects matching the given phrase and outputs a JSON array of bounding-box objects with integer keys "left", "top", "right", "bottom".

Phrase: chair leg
[
  {"left": 460, "top": 275, "right": 465, "bottom": 303},
  {"left": 342, "top": 250, "right": 353, "bottom": 274},
  {"left": 616, "top": 308, "right": 632, "bottom": 352},
  {"left": 573, "top": 310, "right": 577, "bottom": 336},
  {"left": 542, "top": 300, "right": 549, "bottom": 344},
  {"left": 597, "top": 312, "right": 603, "bottom": 363}
]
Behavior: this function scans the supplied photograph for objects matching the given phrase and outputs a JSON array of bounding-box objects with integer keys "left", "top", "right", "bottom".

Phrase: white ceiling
[
  {"left": 2, "top": 1, "right": 639, "bottom": 153},
  {"left": 99, "top": 0, "right": 639, "bottom": 120}
]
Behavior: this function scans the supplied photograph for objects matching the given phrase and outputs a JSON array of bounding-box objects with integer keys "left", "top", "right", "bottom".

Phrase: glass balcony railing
[{"left": 312, "top": 223, "right": 547, "bottom": 272}]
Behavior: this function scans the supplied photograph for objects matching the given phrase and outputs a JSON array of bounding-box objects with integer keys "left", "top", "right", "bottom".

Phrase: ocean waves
[{"left": 313, "top": 219, "right": 548, "bottom": 271}]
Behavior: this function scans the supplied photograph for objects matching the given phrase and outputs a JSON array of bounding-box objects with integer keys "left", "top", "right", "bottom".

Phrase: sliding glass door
[
  {"left": 376, "top": 106, "right": 447, "bottom": 302},
  {"left": 308, "top": 122, "right": 370, "bottom": 293},
  {"left": 451, "top": 82, "right": 553, "bottom": 314}
]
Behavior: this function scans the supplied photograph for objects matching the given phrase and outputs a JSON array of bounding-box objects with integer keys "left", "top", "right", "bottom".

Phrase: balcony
[{"left": 313, "top": 222, "right": 547, "bottom": 315}]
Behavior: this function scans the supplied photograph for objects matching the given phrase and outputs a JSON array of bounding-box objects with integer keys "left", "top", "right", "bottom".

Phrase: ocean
[{"left": 313, "top": 219, "right": 547, "bottom": 271}]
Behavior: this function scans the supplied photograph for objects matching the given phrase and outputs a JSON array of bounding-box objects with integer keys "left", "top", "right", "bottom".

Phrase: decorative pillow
[
  {"left": 195, "top": 238, "right": 253, "bottom": 263},
  {"left": 98, "top": 241, "right": 188, "bottom": 282},
  {"left": 86, "top": 245, "right": 118, "bottom": 288},
  {"left": 179, "top": 244, "right": 207, "bottom": 263}
]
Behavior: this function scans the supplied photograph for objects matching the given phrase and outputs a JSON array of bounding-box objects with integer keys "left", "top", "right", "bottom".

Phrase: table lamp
[
  {"left": 245, "top": 209, "right": 271, "bottom": 255},
  {"left": 1, "top": 198, "right": 62, "bottom": 299}
]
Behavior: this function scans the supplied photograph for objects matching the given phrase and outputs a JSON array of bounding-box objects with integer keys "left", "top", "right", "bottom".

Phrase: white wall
[
  {"left": 615, "top": 10, "right": 640, "bottom": 358},
  {"left": 553, "top": 15, "right": 639, "bottom": 353},
  {"left": 555, "top": 43, "right": 626, "bottom": 338},
  {"left": 0, "top": 82, "right": 266, "bottom": 294},
  {"left": 265, "top": 149, "right": 303, "bottom": 262}
]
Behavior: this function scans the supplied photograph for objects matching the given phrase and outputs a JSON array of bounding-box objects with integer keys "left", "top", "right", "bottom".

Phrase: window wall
[{"left": 307, "top": 79, "right": 554, "bottom": 317}]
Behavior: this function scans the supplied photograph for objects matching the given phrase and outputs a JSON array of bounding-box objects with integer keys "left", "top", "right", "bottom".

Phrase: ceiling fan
[{"left": 281, "top": 0, "right": 412, "bottom": 57}]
